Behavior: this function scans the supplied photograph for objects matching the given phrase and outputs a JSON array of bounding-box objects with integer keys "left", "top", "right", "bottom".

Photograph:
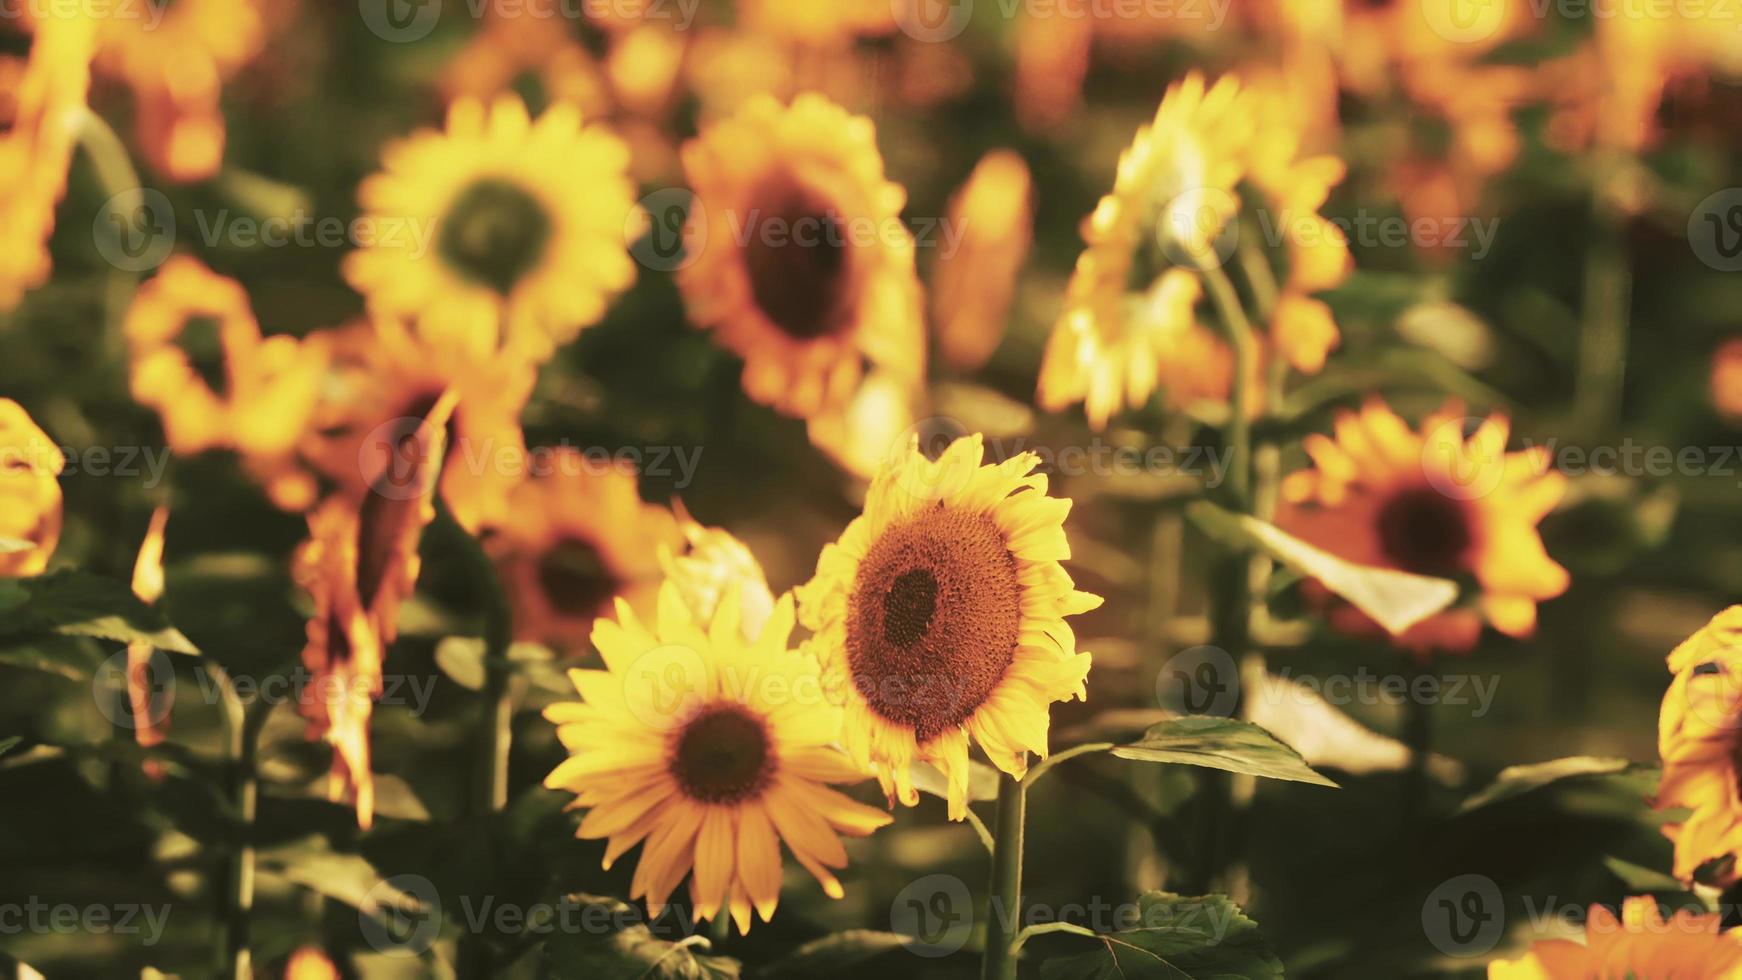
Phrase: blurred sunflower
[
  {"left": 1246, "top": 84, "right": 1351, "bottom": 374},
  {"left": 932, "top": 150, "right": 1032, "bottom": 373},
  {"left": 805, "top": 367, "right": 922, "bottom": 481},
  {"left": 284, "top": 947, "right": 340, "bottom": 980},
  {"left": 344, "top": 95, "right": 642, "bottom": 360},
  {"left": 734, "top": 0, "right": 893, "bottom": 48},
  {"left": 0, "top": 399, "right": 65, "bottom": 577},
  {"left": 295, "top": 392, "right": 455, "bottom": 828},
  {"left": 678, "top": 93, "right": 924, "bottom": 420},
  {"left": 1654, "top": 607, "right": 1742, "bottom": 884},
  {"left": 1711, "top": 339, "right": 1742, "bottom": 421},
  {"left": 660, "top": 508, "right": 776, "bottom": 640},
  {"left": 89, "top": 0, "right": 267, "bottom": 180},
  {"left": 796, "top": 433, "right": 1102, "bottom": 818},
  {"left": 542, "top": 584, "right": 892, "bottom": 931},
  {"left": 304, "top": 318, "right": 531, "bottom": 532},
  {"left": 1277, "top": 399, "right": 1569, "bottom": 653},
  {"left": 1037, "top": 72, "right": 1257, "bottom": 429},
  {"left": 125, "top": 507, "right": 170, "bottom": 763},
  {"left": 1487, "top": 897, "right": 1742, "bottom": 978},
  {"left": 485, "top": 451, "right": 680, "bottom": 648},
  {"left": 0, "top": 12, "right": 97, "bottom": 310},
  {"left": 124, "top": 257, "right": 330, "bottom": 509}
]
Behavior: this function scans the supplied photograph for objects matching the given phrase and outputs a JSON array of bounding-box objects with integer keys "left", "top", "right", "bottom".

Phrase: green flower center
[{"left": 438, "top": 178, "right": 553, "bottom": 295}]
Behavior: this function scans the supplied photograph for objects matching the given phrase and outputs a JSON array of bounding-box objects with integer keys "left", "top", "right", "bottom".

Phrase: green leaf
[
  {"left": 1186, "top": 501, "right": 1458, "bottom": 636},
  {"left": 542, "top": 894, "right": 740, "bottom": 979},
  {"left": 759, "top": 930, "right": 907, "bottom": 977},
  {"left": 0, "top": 570, "right": 198, "bottom": 655},
  {"left": 257, "top": 837, "right": 421, "bottom": 912},
  {"left": 1602, "top": 856, "right": 1687, "bottom": 895},
  {"left": 1038, "top": 892, "right": 1283, "bottom": 980},
  {"left": 0, "top": 736, "right": 19, "bottom": 758},
  {"left": 1458, "top": 756, "right": 1643, "bottom": 813},
  {"left": 912, "top": 758, "right": 1001, "bottom": 804},
  {"left": 1112, "top": 717, "right": 1338, "bottom": 787},
  {"left": 433, "top": 636, "right": 487, "bottom": 691}
]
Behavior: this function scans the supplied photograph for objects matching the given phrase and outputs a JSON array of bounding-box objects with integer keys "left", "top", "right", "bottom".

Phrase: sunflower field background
[{"left": 2, "top": 0, "right": 1742, "bottom": 977}]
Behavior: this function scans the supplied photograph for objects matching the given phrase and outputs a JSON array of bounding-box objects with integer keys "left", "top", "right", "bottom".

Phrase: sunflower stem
[
  {"left": 981, "top": 772, "right": 1026, "bottom": 980},
  {"left": 206, "top": 661, "right": 266, "bottom": 980},
  {"left": 73, "top": 108, "right": 150, "bottom": 335},
  {"left": 436, "top": 500, "right": 515, "bottom": 978},
  {"left": 1404, "top": 656, "right": 1436, "bottom": 825}
]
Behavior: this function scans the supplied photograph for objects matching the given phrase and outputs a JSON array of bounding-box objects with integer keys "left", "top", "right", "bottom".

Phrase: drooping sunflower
[
  {"left": 484, "top": 450, "right": 680, "bottom": 649},
  {"left": 0, "top": 12, "right": 97, "bottom": 309},
  {"left": 295, "top": 393, "right": 456, "bottom": 828},
  {"left": 543, "top": 583, "right": 893, "bottom": 930},
  {"left": 88, "top": 0, "right": 267, "bottom": 180},
  {"left": 678, "top": 93, "right": 924, "bottom": 420},
  {"left": 1487, "top": 897, "right": 1742, "bottom": 979},
  {"left": 303, "top": 317, "right": 531, "bottom": 532},
  {"left": 345, "top": 94, "right": 642, "bottom": 361},
  {"left": 1037, "top": 72, "right": 1257, "bottom": 430},
  {"left": 1654, "top": 608, "right": 1742, "bottom": 884},
  {"left": 0, "top": 398, "right": 65, "bottom": 577},
  {"left": 932, "top": 150, "right": 1033, "bottom": 374},
  {"left": 1276, "top": 398, "right": 1569, "bottom": 653},
  {"left": 124, "top": 257, "right": 330, "bottom": 509},
  {"left": 795, "top": 433, "right": 1102, "bottom": 818}
]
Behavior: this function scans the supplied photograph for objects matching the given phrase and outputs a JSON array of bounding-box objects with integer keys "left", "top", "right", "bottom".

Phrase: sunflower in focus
[
  {"left": 0, "top": 399, "right": 65, "bottom": 577},
  {"left": 344, "top": 94, "right": 642, "bottom": 361},
  {"left": 678, "top": 93, "right": 924, "bottom": 421},
  {"left": 1277, "top": 399, "right": 1568, "bottom": 653},
  {"left": 88, "top": 0, "right": 267, "bottom": 180},
  {"left": 295, "top": 393, "right": 456, "bottom": 828},
  {"left": 542, "top": 583, "right": 893, "bottom": 930},
  {"left": 932, "top": 150, "right": 1033, "bottom": 374},
  {"left": 303, "top": 318, "right": 531, "bottom": 532},
  {"left": 485, "top": 451, "right": 680, "bottom": 648},
  {"left": 1038, "top": 72, "right": 1257, "bottom": 430},
  {"left": 1487, "top": 897, "right": 1742, "bottom": 978},
  {"left": 1654, "top": 608, "right": 1742, "bottom": 884},
  {"left": 796, "top": 434, "right": 1102, "bottom": 818},
  {"left": 124, "top": 257, "right": 330, "bottom": 509},
  {"left": 0, "top": 13, "right": 97, "bottom": 310}
]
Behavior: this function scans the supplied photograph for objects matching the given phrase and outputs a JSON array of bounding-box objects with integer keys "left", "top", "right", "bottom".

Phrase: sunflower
[
  {"left": 1246, "top": 82, "right": 1351, "bottom": 375},
  {"left": 1276, "top": 398, "right": 1569, "bottom": 653},
  {"left": 932, "top": 150, "right": 1032, "bottom": 373},
  {"left": 795, "top": 433, "right": 1102, "bottom": 819},
  {"left": 296, "top": 393, "right": 456, "bottom": 828},
  {"left": 1716, "top": 340, "right": 1742, "bottom": 422},
  {"left": 344, "top": 94, "right": 642, "bottom": 361},
  {"left": 805, "top": 367, "right": 922, "bottom": 481},
  {"left": 126, "top": 507, "right": 170, "bottom": 762},
  {"left": 0, "top": 399, "right": 65, "bottom": 577},
  {"left": 542, "top": 583, "right": 892, "bottom": 930},
  {"left": 89, "top": 0, "right": 267, "bottom": 180},
  {"left": 485, "top": 450, "right": 680, "bottom": 649},
  {"left": 124, "top": 257, "right": 330, "bottom": 509},
  {"left": 303, "top": 318, "right": 531, "bottom": 532},
  {"left": 678, "top": 93, "right": 924, "bottom": 420},
  {"left": 660, "top": 508, "right": 776, "bottom": 641},
  {"left": 0, "top": 12, "right": 97, "bottom": 309},
  {"left": 1037, "top": 72, "right": 1257, "bottom": 430},
  {"left": 1487, "top": 897, "right": 1742, "bottom": 979},
  {"left": 284, "top": 947, "right": 340, "bottom": 980},
  {"left": 1654, "top": 608, "right": 1742, "bottom": 884}
]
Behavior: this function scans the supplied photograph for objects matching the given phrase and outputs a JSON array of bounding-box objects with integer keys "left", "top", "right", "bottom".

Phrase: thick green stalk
[
  {"left": 206, "top": 662, "right": 263, "bottom": 980},
  {"left": 981, "top": 773, "right": 1027, "bottom": 980}
]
